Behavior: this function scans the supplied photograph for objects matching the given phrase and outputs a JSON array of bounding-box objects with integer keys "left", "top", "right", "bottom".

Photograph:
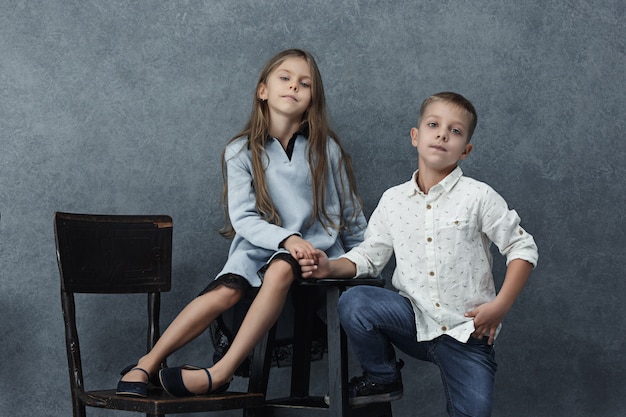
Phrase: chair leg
[
  {"left": 290, "top": 284, "right": 314, "bottom": 397},
  {"left": 73, "top": 403, "right": 86, "bottom": 417},
  {"left": 245, "top": 325, "right": 276, "bottom": 417},
  {"left": 325, "top": 286, "right": 349, "bottom": 417},
  {"left": 326, "top": 284, "right": 394, "bottom": 417}
]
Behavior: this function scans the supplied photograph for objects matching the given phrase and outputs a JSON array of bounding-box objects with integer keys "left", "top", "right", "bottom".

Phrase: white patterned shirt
[{"left": 342, "top": 167, "right": 538, "bottom": 343}]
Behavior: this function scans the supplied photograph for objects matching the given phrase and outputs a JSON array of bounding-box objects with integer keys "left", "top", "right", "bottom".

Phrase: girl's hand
[
  {"left": 281, "top": 235, "right": 316, "bottom": 261},
  {"left": 464, "top": 300, "right": 509, "bottom": 345},
  {"left": 298, "top": 249, "right": 330, "bottom": 279}
]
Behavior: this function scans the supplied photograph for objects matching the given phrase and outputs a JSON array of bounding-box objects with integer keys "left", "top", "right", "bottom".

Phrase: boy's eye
[
  {"left": 451, "top": 128, "right": 462, "bottom": 135},
  {"left": 428, "top": 122, "right": 437, "bottom": 128}
]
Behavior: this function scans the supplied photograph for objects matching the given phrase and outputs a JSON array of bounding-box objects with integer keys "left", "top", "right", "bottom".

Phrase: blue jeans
[{"left": 338, "top": 286, "right": 497, "bottom": 417}]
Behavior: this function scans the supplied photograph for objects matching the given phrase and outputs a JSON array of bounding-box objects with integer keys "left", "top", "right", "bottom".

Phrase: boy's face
[{"left": 410, "top": 101, "right": 473, "bottom": 173}]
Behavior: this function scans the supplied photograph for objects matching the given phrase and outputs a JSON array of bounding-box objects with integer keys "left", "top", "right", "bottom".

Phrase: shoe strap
[
  {"left": 202, "top": 368, "right": 212, "bottom": 393},
  {"left": 131, "top": 367, "right": 150, "bottom": 380}
]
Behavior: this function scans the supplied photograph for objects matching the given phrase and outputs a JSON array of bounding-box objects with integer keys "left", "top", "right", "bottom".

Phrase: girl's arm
[{"left": 225, "top": 142, "right": 299, "bottom": 250}]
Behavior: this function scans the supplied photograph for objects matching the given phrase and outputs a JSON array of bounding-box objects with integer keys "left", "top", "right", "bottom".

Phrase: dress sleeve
[{"left": 224, "top": 142, "right": 297, "bottom": 250}]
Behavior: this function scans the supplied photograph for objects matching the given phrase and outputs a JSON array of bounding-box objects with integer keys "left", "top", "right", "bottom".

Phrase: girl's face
[{"left": 258, "top": 57, "right": 312, "bottom": 121}]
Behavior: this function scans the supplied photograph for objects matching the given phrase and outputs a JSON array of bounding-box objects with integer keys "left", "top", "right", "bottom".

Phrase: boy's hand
[
  {"left": 466, "top": 259, "right": 533, "bottom": 345},
  {"left": 282, "top": 235, "right": 316, "bottom": 261},
  {"left": 464, "top": 300, "right": 510, "bottom": 345},
  {"left": 298, "top": 249, "right": 330, "bottom": 279}
]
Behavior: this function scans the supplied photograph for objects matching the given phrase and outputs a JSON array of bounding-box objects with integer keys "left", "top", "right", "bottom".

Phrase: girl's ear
[{"left": 257, "top": 83, "right": 268, "bottom": 101}]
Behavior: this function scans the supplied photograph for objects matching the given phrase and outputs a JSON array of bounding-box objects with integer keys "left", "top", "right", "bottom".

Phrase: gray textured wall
[{"left": 1, "top": 1, "right": 624, "bottom": 416}]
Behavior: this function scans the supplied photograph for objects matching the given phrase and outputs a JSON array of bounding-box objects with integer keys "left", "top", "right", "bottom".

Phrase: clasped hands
[{"left": 281, "top": 235, "right": 329, "bottom": 280}]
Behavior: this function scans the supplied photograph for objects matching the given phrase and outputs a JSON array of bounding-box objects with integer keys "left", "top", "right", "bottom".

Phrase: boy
[{"left": 299, "top": 92, "right": 538, "bottom": 416}]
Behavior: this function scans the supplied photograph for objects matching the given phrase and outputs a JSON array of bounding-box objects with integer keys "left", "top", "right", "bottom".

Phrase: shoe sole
[
  {"left": 323, "top": 389, "right": 403, "bottom": 407},
  {"left": 115, "top": 390, "right": 148, "bottom": 398}
]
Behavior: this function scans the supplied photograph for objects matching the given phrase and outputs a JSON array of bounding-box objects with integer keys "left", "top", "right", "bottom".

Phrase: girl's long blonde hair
[{"left": 220, "top": 49, "right": 362, "bottom": 239}]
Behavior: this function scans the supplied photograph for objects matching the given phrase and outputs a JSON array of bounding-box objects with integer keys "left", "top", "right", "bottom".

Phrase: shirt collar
[{"left": 406, "top": 166, "right": 464, "bottom": 196}]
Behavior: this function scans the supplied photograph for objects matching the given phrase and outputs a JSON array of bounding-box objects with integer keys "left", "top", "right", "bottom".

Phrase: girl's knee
[
  {"left": 262, "top": 260, "right": 295, "bottom": 288},
  {"left": 200, "top": 285, "right": 244, "bottom": 308}
]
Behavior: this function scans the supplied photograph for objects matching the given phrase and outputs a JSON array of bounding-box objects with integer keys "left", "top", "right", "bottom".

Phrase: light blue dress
[{"left": 215, "top": 133, "right": 367, "bottom": 287}]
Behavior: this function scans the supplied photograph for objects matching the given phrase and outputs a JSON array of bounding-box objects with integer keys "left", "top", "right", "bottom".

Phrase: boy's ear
[
  {"left": 410, "top": 127, "right": 419, "bottom": 147},
  {"left": 460, "top": 143, "right": 473, "bottom": 160}
]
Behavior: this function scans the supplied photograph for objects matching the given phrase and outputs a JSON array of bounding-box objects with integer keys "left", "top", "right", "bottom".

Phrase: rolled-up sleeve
[{"left": 481, "top": 187, "right": 538, "bottom": 268}]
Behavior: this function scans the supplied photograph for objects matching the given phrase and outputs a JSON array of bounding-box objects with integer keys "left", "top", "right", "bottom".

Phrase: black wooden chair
[
  {"left": 259, "top": 278, "right": 394, "bottom": 417},
  {"left": 54, "top": 212, "right": 270, "bottom": 417}
]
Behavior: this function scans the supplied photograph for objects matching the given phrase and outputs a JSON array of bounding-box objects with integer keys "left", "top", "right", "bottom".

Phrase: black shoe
[
  {"left": 346, "top": 374, "right": 403, "bottom": 406},
  {"left": 116, "top": 365, "right": 150, "bottom": 397},
  {"left": 324, "top": 360, "right": 404, "bottom": 407},
  {"left": 159, "top": 365, "right": 230, "bottom": 397}
]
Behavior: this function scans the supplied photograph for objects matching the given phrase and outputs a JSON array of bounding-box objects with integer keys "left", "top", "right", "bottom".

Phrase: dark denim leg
[
  {"left": 429, "top": 335, "right": 497, "bottom": 417},
  {"left": 337, "top": 286, "right": 416, "bottom": 384}
]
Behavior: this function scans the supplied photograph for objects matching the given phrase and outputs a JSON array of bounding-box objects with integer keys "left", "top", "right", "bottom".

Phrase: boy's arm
[
  {"left": 464, "top": 258, "right": 533, "bottom": 345},
  {"left": 299, "top": 249, "right": 356, "bottom": 279}
]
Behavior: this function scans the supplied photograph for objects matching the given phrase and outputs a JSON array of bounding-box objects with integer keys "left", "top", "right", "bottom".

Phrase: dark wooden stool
[{"left": 261, "top": 278, "right": 393, "bottom": 417}]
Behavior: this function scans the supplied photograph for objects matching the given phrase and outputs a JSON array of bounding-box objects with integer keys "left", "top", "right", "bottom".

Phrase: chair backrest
[
  {"left": 54, "top": 212, "right": 173, "bottom": 416},
  {"left": 55, "top": 212, "right": 173, "bottom": 294}
]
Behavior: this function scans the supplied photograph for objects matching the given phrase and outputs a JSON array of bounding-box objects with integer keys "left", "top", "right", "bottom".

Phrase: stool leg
[
  {"left": 290, "top": 284, "right": 314, "bottom": 397},
  {"left": 326, "top": 286, "right": 349, "bottom": 417}
]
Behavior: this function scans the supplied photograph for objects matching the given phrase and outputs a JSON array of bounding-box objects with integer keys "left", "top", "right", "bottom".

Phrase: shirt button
[
  {"left": 426, "top": 204, "right": 432, "bottom": 209},
  {"left": 441, "top": 326, "right": 447, "bottom": 331},
  {"left": 429, "top": 271, "right": 435, "bottom": 276},
  {"left": 435, "top": 302, "right": 440, "bottom": 307},
  {"left": 427, "top": 237, "right": 432, "bottom": 242}
]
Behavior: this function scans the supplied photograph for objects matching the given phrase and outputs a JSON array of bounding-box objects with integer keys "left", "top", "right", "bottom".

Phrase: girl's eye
[
  {"left": 300, "top": 82, "right": 310, "bottom": 88},
  {"left": 280, "top": 76, "right": 289, "bottom": 81},
  {"left": 428, "top": 122, "right": 437, "bottom": 128}
]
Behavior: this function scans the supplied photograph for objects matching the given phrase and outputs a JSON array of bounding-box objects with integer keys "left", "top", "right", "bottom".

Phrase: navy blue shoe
[
  {"left": 116, "top": 365, "right": 150, "bottom": 397},
  {"left": 159, "top": 365, "right": 230, "bottom": 397}
]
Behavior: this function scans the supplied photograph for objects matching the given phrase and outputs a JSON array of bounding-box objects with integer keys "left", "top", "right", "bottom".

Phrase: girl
[{"left": 116, "top": 48, "right": 367, "bottom": 397}]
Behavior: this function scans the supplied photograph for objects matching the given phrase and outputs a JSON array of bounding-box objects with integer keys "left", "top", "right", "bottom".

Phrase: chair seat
[{"left": 80, "top": 389, "right": 264, "bottom": 414}]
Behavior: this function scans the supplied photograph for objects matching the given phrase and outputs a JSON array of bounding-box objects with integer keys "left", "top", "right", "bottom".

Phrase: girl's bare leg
[
  {"left": 120, "top": 285, "right": 244, "bottom": 382},
  {"left": 180, "top": 260, "right": 295, "bottom": 393}
]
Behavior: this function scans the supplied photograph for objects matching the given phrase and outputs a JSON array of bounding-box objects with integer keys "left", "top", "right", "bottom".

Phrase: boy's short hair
[{"left": 418, "top": 92, "right": 478, "bottom": 142}]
